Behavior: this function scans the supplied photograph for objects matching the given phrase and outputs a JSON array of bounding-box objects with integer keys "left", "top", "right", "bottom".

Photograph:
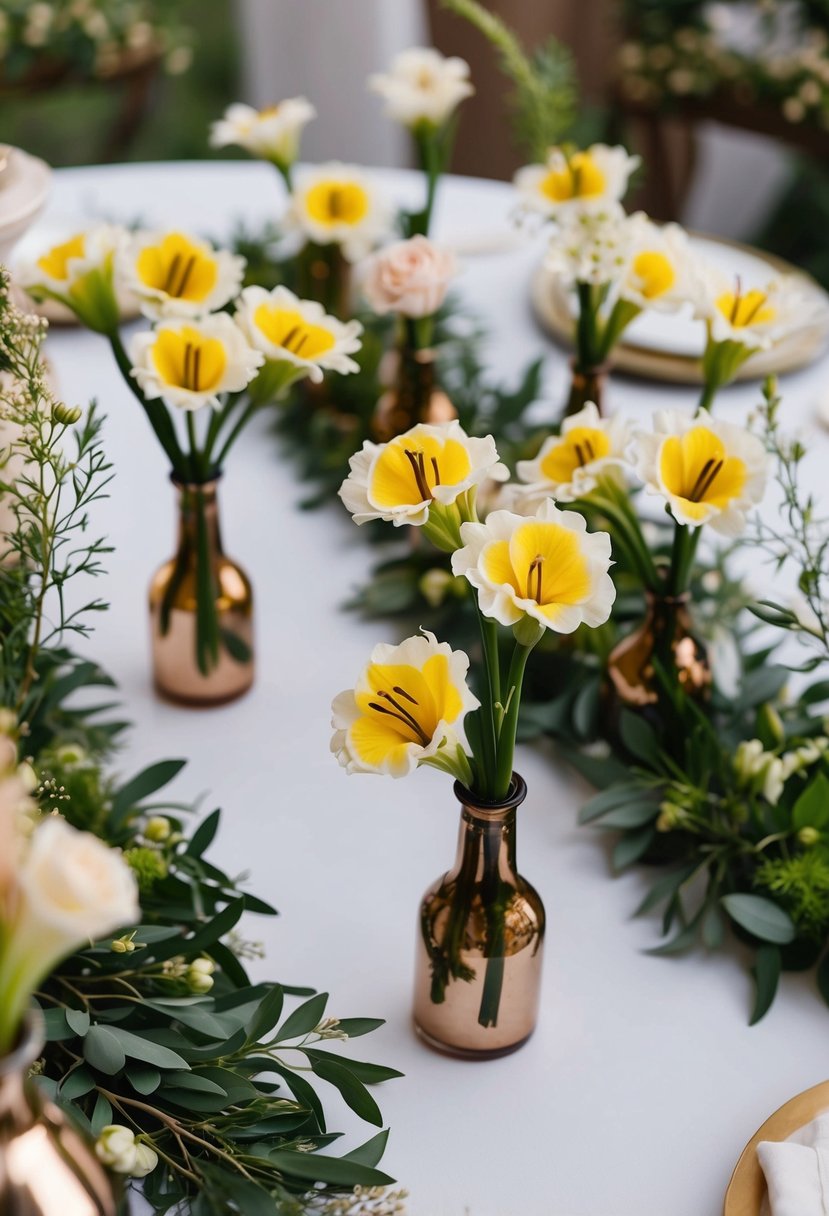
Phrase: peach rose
[{"left": 362, "top": 235, "right": 457, "bottom": 319}]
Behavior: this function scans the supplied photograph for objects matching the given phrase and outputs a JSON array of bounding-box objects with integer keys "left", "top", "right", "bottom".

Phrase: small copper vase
[
  {"left": 413, "top": 774, "right": 545, "bottom": 1059},
  {"left": 372, "top": 346, "right": 456, "bottom": 442},
  {"left": 149, "top": 476, "right": 254, "bottom": 707},
  {"left": 298, "top": 241, "right": 352, "bottom": 319},
  {"left": 564, "top": 358, "right": 609, "bottom": 418},
  {"left": 0, "top": 1012, "right": 116, "bottom": 1215},
  {"left": 607, "top": 591, "right": 711, "bottom": 714}
]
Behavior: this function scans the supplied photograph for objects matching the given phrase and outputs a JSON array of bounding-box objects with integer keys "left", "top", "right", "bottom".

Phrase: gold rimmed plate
[
  {"left": 532, "top": 232, "right": 829, "bottom": 385},
  {"left": 723, "top": 1080, "right": 829, "bottom": 1215}
]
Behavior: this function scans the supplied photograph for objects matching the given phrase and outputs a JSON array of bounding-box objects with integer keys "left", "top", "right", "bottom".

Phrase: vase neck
[
  {"left": 0, "top": 1014, "right": 42, "bottom": 1124},
  {"left": 173, "top": 478, "right": 224, "bottom": 556},
  {"left": 450, "top": 775, "right": 526, "bottom": 883}
]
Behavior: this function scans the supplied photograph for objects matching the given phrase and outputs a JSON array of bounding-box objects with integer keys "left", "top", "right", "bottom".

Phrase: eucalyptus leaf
[
  {"left": 751, "top": 945, "right": 782, "bottom": 1025},
  {"left": 84, "top": 1025, "right": 126, "bottom": 1075},
  {"left": 721, "top": 894, "right": 796, "bottom": 945},
  {"left": 274, "top": 992, "right": 329, "bottom": 1043}
]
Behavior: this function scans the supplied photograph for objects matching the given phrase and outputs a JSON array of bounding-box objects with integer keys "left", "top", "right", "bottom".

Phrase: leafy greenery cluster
[{"left": 0, "top": 272, "right": 401, "bottom": 1211}]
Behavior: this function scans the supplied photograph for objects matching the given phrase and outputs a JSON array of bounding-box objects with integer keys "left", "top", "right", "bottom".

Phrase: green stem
[
  {"left": 212, "top": 399, "right": 261, "bottom": 469},
  {"left": 473, "top": 605, "right": 499, "bottom": 796},
  {"left": 696, "top": 378, "right": 717, "bottom": 417},
  {"left": 109, "top": 333, "right": 187, "bottom": 474},
  {"left": 493, "top": 641, "right": 534, "bottom": 801},
  {"left": 668, "top": 521, "right": 701, "bottom": 597},
  {"left": 575, "top": 281, "right": 599, "bottom": 369}
]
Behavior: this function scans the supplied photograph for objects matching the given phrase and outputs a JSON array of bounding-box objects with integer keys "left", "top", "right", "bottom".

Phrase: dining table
[{"left": 24, "top": 157, "right": 829, "bottom": 1216}]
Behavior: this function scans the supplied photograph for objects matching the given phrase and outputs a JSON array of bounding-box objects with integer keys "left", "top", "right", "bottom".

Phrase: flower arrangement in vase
[{"left": 332, "top": 420, "right": 616, "bottom": 1056}]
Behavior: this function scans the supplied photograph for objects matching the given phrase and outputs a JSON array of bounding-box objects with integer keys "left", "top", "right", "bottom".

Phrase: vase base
[
  {"left": 413, "top": 1017, "right": 534, "bottom": 1061},
  {"left": 153, "top": 674, "right": 253, "bottom": 709}
]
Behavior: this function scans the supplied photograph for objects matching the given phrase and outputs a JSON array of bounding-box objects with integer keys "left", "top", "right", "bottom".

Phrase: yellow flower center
[
  {"left": 305, "top": 180, "right": 370, "bottom": 227},
  {"left": 631, "top": 250, "right": 675, "bottom": 300},
  {"left": 37, "top": 233, "right": 86, "bottom": 281},
  {"left": 351, "top": 654, "right": 462, "bottom": 766},
  {"left": 259, "top": 104, "right": 282, "bottom": 118},
  {"left": 151, "top": 326, "right": 227, "bottom": 393},
  {"left": 370, "top": 435, "right": 472, "bottom": 508},
  {"left": 715, "top": 288, "right": 776, "bottom": 328},
  {"left": 659, "top": 426, "right": 747, "bottom": 522},
  {"left": 253, "top": 304, "right": 336, "bottom": 359},
  {"left": 539, "top": 427, "right": 610, "bottom": 484},
  {"left": 483, "top": 519, "right": 591, "bottom": 625},
  {"left": 540, "top": 152, "right": 606, "bottom": 202},
  {"left": 135, "top": 233, "right": 219, "bottom": 303}
]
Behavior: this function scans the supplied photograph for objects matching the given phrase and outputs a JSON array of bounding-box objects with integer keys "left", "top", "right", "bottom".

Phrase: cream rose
[{"left": 362, "top": 235, "right": 457, "bottom": 319}]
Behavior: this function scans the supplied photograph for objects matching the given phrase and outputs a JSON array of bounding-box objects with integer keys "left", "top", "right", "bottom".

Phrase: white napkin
[{"left": 758, "top": 1111, "right": 829, "bottom": 1215}]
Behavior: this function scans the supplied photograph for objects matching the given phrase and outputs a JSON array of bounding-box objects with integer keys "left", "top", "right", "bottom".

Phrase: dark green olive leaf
[
  {"left": 309, "top": 1058, "right": 383, "bottom": 1127},
  {"left": 646, "top": 911, "right": 702, "bottom": 956},
  {"left": 702, "top": 904, "right": 725, "bottom": 951},
  {"left": 245, "top": 984, "right": 285, "bottom": 1045},
  {"left": 793, "top": 773, "right": 829, "bottom": 831},
  {"left": 613, "top": 826, "right": 655, "bottom": 872},
  {"left": 265, "top": 1149, "right": 394, "bottom": 1186},
  {"left": 110, "top": 759, "right": 187, "bottom": 829},
  {"left": 305, "top": 1050, "right": 403, "bottom": 1084},
  {"left": 343, "top": 1128, "right": 390, "bottom": 1168},
  {"left": 185, "top": 809, "right": 221, "bottom": 859},
  {"left": 106, "top": 1027, "right": 190, "bottom": 1070},
  {"left": 599, "top": 802, "right": 660, "bottom": 830},
  {"left": 635, "top": 865, "right": 698, "bottom": 917},
  {"left": 721, "top": 894, "right": 796, "bottom": 945},
  {"left": 751, "top": 945, "right": 782, "bottom": 1025},
  {"left": 268, "top": 1063, "right": 326, "bottom": 1132},
  {"left": 578, "top": 782, "right": 652, "bottom": 825},
  {"left": 619, "top": 710, "right": 663, "bottom": 768},
  {"left": 163, "top": 1071, "right": 226, "bottom": 1096},
  {"left": 334, "top": 1018, "right": 385, "bottom": 1038},
  {"left": 274, "top": 992, "right": 328, "bottom": 1043},
  {"left": 84, "top": 1025, "right": 126, "bottom": 1075},
  {"left": 802, "top": 680, "right": 829, "bottom": 707}
]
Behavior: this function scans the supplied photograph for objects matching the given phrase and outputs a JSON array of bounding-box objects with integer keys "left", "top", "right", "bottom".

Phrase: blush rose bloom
[{"left": 362, "top": 235, "right": 457, "bottom": 319}]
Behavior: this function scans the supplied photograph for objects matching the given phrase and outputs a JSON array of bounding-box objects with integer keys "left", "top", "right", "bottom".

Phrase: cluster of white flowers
[
  {"left": 734, "top": 736, "right": 829, "bottom": 805},
  {"left": 95, "top": 1124, "right": 158, "bottom": 1178}
]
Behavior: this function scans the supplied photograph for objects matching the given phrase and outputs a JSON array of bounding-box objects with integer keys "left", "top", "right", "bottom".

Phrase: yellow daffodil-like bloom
[
  {"left": 633, "top": 409, "right": 767, "bottom": 535},
  {"left": 129, "top": 314, "right": 263, "bottom": 412},
  {"left": 514, "top": 144, "right": 639, "bottom": 219},
  {"left": 331, "top": 631, "right": 479, "bottom": 778},
  {"left": 452, "top": 499, "right": 615, "bottom": 634},
  {"left": 692, "top": 269, "right": 814, "bottom": 352},
  {"left": 339, "top": 421, "right": 508, "bottom": 548},
  {"left": 19, "top": 224, "right": 127, "bottom": 333},
  {"left": 620, "top": 216, "right": 695, "bottom": 313},
  {"left": 515, "top": 402, "right": 633, "bottom": 509},
  {"left": 121, "top": 230, "right": 245, "bottom": 320},
  {"left": 209, "top": 98, "right": 316, "bottom": 169},
  {"left": 234, "top": 285, "right": 363, "bottom": 394},
  {"left": 287, "top": 162, "right": 393, "bottom": 261},
  {"left": 368, "top": 47, "right": 474, "bottom": 130}
]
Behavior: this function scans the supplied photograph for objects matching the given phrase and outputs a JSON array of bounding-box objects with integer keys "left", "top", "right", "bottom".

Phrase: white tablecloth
[{"left": 28, "top": 161, "right": 829, "bottom": 1216}]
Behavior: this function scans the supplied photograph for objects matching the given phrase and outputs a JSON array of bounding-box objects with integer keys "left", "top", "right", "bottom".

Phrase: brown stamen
[
  {"left": 370, "top": 691, "right": 430, "bottom": 744},
  {"left": 528, "top": 555, "right": 544, "bottom": 604},
  {"left": 404, "top": 448, "right": 432, "bottom": 502},
  {"left": 164, "top": 253, "right": 181, "bottom": 294},
  {"left": 694, "top": 458, "right": 724, "bottom": 502},
  {"left": 193, "top": 346, "right": 201, "bottom": 392},
  {"left": 175, "top": 255, "right": 197, "bottom": 298},
  {"left": 183, "top": 342, "right": 193, "bottom": 390},
  {"left": 431, "top": 456, "right": 441, "bottom": 486}
]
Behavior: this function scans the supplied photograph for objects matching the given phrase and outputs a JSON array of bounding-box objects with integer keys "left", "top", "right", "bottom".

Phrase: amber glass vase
[
  {"left": 0, "top": 1013, "right": 116, "bottom": 1215},
  {"left": 564, "top": 358, "right": 609, "bottom": 418},
  {"left": 413, "top": 774, "right": 545, "bottom": 1059},
  {"left": 372, "top": 346, "right": 456, "bottom": 442},
  {"left": 149, "top": 476, "right": 254, "bottom": 707},
  {"left": 607, "top": 591, "right": 711, "bottom": 714}
]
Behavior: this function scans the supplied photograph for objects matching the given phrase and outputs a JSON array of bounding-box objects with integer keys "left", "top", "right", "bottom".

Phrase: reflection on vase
[
  {"left": 149, "top": 476, "right": 254, "bottom": 707},
  {"left": 564, "top": 358, "right": 609, "bottom": 419},
  {"left": 607, "top": 591, "right": 711, "bottom": 714},
  {"left": 0, "top": 1012, "right": 116, "bottom": 1215},
  {"left": 372, "top": 346, "right": 456, "bottom": 441},
  {"left": 413, "top": 774, "right": 545, "bottom": 1059}
]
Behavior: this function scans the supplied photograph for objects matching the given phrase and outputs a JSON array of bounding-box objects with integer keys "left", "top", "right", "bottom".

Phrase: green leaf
[
  {"left": 275, "top": 992, "right": 328, "bottom": 1043},
  {"left": 750, "top": 945, "right": 782, "bottom": 1025},
  {"left": 335, "top": 1018, "right": 385, "bottom": 1039},
  {"left": 599, "top": 802, "right": 660, "bottom": 831},
  {"left": 578, "top": 782, "right": 651, "bottom": 825},
  {"left": 268, "top": 1064, "right": 326, "bottom": 1132},
  {"left": 220, "top": 627, "right": 252, "bottom": 664},
  {"left": 310, "top": 1058, "right": 383, "bottom": 1127},
  {"left": 164, "top": 1071, "right": 227, "bottom": 1096},
  {"left": 646, "top": 920, "right": 701, "bottom": 956},
  {"left": 701, "top": 904, "right": 725, "bottom": 951},
  {"left": 59, "top": 1066, "right": 96, "bottom": 1099},
  {"left": 245, "top": 985, "right": 285, "bottom": 1045},
  {"left": 65, "top": 1009, "right": 91, "bottom": 1037},
  {"left": 106, "top": 1027, "right": 190, "bottom": 1071},
  {"left": 793, "top": 773, "right": 829, "bottom": 831},
  {"left": 619, "top": 710, "right": 662, "bottom": 768},
  {"left": 186, "top": 809, "right": 221, "bottom": 859},
  {"left": 343, "top": 1129, "right": 390, "bottom": 1168},
  {"left": 126, "top": 1064, "right": 161, "bottom": 1096},
  {"left": 41, "top": 1008, "right": 74, "bottom": 1042},
  {"left": 110, "top": 759, "right": 187, "bottom": 828},
  {"left": 734, "top": 666, "right": 789, "bottom": 712},
  {"left": 635, "top": 865, "right": 697, "bottom": 917},
  {"left": 306, "top": 1050, "right": 403, "bottom": 1084},
  {"left": 84, "top": 1025, "right": 126, "bottom": 1075},
  {"left": 817, "top": 951, "right": 829, "bottom": 1009},
  {"left": 721, "top": 894, "right": 796, "bottom": 944},
  {"left": 802, "top": 680, "right": 829, "bottom": 706},
  {"left": 90, "top": 1092, "right": 113, "bottom": 1135},
  {"left": 264, "top": 1149, "right": 394, "bottom": 1186},
  {"left": 612, "top": 827, "right": 655, "bottom": 872}
]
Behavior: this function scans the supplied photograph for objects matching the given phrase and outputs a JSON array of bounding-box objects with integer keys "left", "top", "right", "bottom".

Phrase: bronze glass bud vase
[
  {"left": 564, "top": 357, "right": 609, "bottom": 419},
  {"left": 0, "top": 1012, "right": 116, "bottom": 1215},
  {"left": 149, "top": 476, "right": 254, "bottom": 707},
  {"left": 413, "top": 774, "right": 545, "bottom": 1059},
  {"left": 372, "top": 347, "right": 456, "bottom": 442},
  {"left": 607, "top": 591, "right": 711, "bottom": 717}
]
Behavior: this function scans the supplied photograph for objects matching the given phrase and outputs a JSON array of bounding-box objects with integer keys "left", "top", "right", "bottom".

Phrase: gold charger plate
[
  {"left": 532, "top": 233, "right": 829, "bottom": 385},
  {"left": 723, "top": 1079, "right": 829, "bottom": 1215}
]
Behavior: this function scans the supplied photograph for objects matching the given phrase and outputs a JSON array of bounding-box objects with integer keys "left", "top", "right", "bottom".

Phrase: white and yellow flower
[
  {"left": 234, "top": 285, "right": 362, "bottom": 391},
  {"left": 514, "top": 144, "right": 640, "bottom": 218},
  {"left": 287, "top": 163, "right": 393, "bottom": 261},
  {"left": 514, "top": 402, "right": 633, "bottom": 508},
  {"left": 209, "top": 98, "right": 317, "bottom": 169},
  {"left": 331, "top": 631, "right": 478, "bottom": 778},
  {"left": 633, "top": 409, "right": 768, "bottom": 535},
  {"left": 452, "top": 499, "right": 616, "bottom": 633},
  {"left": 620, "top": 216, "right": 696, "bottom": 313},
  {"left": 121, "top": 230, "right": 245, "bottom": 320},
  {"left": 692, "top": 268, "right": 810, "bottom": 351},
  {"left": 339, "top": 421, "right": 508, "bottom": 533},
  {"left": 18, "top": 224, "right": 127, "bottom": 333},
  {"left": 368, "top": 46, "right": 474, "bottom": 129},
  {"left": 129, "top": 314, "right": 263, "bottom": 412}
]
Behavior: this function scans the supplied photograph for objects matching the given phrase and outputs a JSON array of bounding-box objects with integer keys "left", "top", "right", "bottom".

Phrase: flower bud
[
  {"left": 110, "top": 933, "right": 136, "bottom": 953},
  {"left": 131, "top": 1143, "right": 159, "bottom": 1178},
  {"left": 186, "top": 957, "right": 216, "bottom": 993},
  {"left": 144, "top": 815, "right": 172, "bottom": 843},
  {"left": 95, "top": 1125, "right": 137, "bottom": 1174},
  {"left": 656, "top": 801, "right": 686, "bottom": 833},
  {"left": 52, "top": 403, "right": 82, "bottom": 426},
  {"left": 798, "top": 826, "right": 821, "bottom": 847},
  {"left": 419, "top": 568, "right": 454, "bottom": 608}
]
